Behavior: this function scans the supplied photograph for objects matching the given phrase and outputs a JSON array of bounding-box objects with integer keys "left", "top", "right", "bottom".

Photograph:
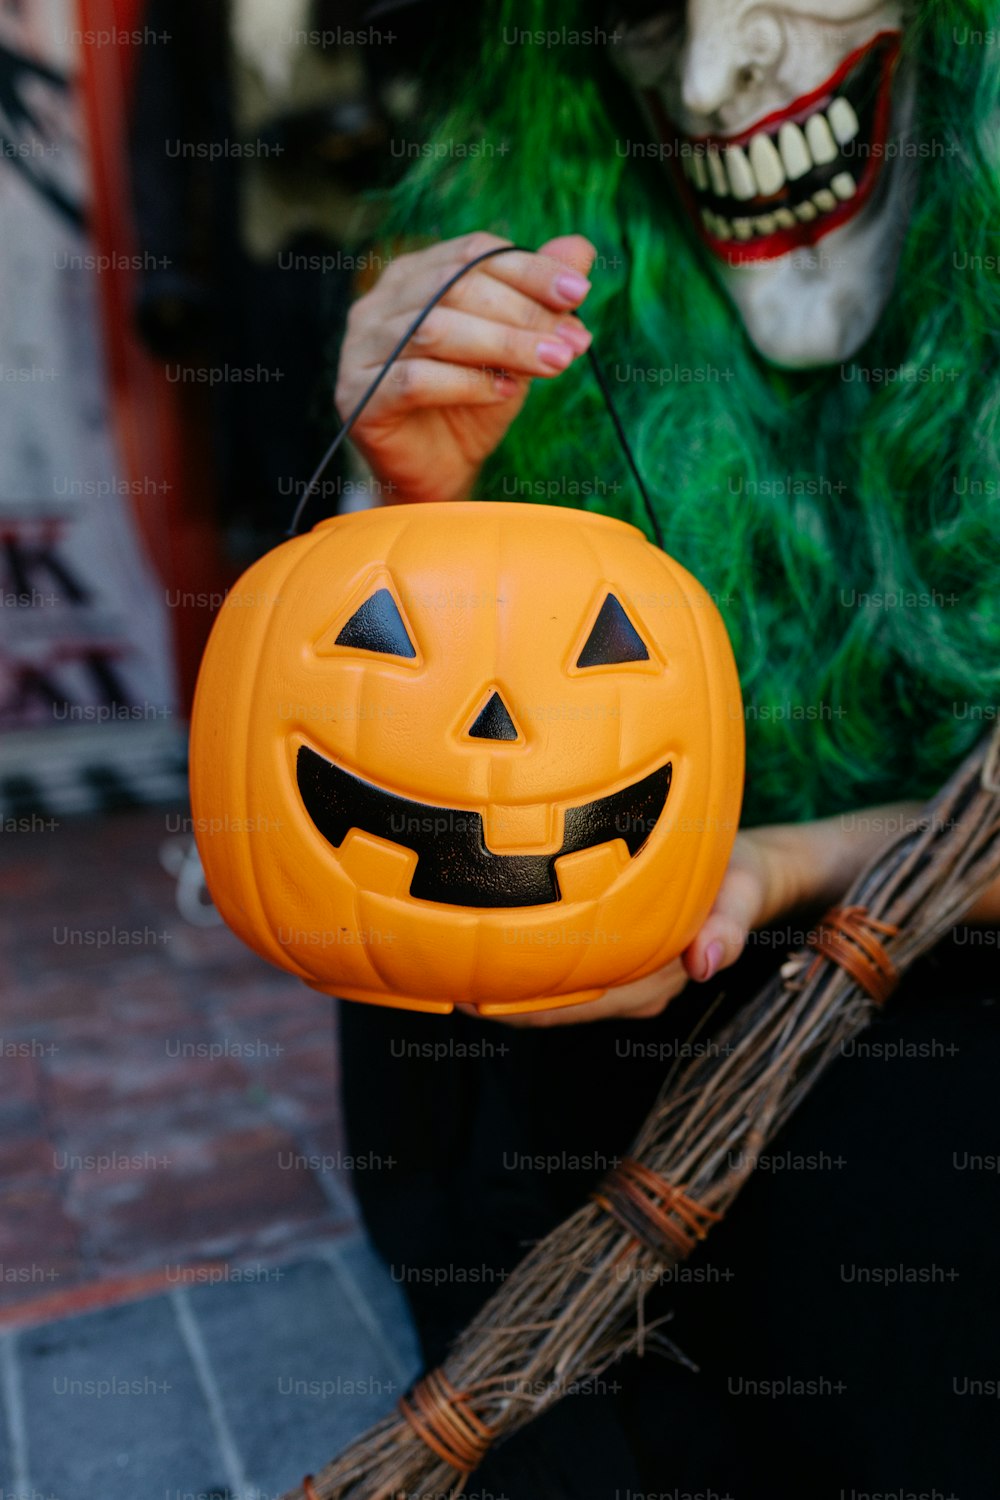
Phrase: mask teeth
[
  {"left": 698, "top": 165, "right": 859, "bottom": 243},
  {"left": 676, "top": 31, "right": 890, "bottom": 251},
  {"left": 683, "top": 95, "right": 860, "bottom": 217}
]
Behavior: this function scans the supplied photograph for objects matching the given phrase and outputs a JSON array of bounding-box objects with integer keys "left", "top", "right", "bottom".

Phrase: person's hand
[
  {"left": 334, "top": 231, "right": 597, "bottom": 505},
  {"left": 473, "top": 801, "right": 931, "bottom": 1028},
  {"left": 463, "top": 821, "right": 831, "bottom": 1029}
]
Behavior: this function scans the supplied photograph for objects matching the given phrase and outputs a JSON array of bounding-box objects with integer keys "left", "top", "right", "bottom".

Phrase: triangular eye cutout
[
  {"left": 467, "top": 691, "right": 519, "bottom": 742},
  {"left": 335, "top": 588, "right": 416, "bottom": 659},
  {"left": 576, "top": 594, "right": 649, "bottom": 668}
]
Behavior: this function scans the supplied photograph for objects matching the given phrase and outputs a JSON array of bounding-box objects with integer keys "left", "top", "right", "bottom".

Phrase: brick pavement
[
  {"left": 0, "top": 802, "right": 423, "bottom": 1496},
  {"left": 0, "top": 803, "right": 365, "bottom": 1317}
]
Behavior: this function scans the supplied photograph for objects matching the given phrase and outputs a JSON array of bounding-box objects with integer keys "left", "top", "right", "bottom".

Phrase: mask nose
[
  {"left": 467, "top": 690, "right": 520, "bottom": 743},
  {"left": 681, "top": 7, "right": 784, "bottom": 119}
]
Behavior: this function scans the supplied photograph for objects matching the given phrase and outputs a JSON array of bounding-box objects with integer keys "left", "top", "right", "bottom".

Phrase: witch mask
[{"left": 614, "top": 0, "right": 917, "bottom": 366}]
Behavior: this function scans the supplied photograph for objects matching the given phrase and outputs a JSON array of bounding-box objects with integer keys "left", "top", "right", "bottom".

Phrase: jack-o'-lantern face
[{"left": 190, "top": 503, "right": 744, "bottom": 1014}]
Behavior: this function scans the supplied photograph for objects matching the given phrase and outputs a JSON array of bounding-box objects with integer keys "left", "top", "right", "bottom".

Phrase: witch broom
[{"left": 281, "top": 723, "right": 1000, "bottom": 1500}]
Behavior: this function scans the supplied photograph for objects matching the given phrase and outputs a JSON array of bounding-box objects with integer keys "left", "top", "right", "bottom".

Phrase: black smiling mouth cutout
[{"left": 296, "top": 745, "right": 672, "bottom": 909}]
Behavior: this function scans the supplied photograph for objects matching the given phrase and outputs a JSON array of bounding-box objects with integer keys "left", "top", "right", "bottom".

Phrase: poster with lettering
[{"left": 0, "top": 0, "right": 179, "bottom": 809}]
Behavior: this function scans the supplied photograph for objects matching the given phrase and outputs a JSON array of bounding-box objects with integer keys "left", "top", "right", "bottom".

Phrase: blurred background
[{"left": 0, "top": 2, "right": 438, "bottom": 1493}]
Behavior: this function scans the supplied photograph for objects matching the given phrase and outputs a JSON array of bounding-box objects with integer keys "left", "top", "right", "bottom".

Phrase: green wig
[{"left": 375, "top": 0, "right": 1000, "bottom": 826}]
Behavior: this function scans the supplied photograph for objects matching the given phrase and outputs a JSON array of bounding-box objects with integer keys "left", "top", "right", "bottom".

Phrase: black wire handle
[{"left": 287, "top": 243, "right": 663, "bottom": 550}]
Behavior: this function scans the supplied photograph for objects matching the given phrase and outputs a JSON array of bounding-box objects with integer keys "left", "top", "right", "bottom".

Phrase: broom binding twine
[
  {"left": 397, "top": 1368, "right": 497, "bottom": 1482},
  {"left": 806, "top": 905, "right": 900, "bottom": 1005},
  {"left": 593, "top": 1157, "right": 723, "bottom": 1259}
]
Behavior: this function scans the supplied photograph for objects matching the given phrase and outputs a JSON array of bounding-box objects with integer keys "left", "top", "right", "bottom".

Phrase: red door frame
[{"left": 75, "top": 0, "right": 228, "bottom": 713}]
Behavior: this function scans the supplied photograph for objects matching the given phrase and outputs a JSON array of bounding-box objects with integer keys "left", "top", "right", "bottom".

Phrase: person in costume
[{"left": 333, "top": 2, "right": 1000, "bottom": 1494}]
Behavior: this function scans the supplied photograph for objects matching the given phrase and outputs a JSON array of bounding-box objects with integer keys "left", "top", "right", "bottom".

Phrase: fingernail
[
  {"left": 537, "top": 338, "right": 574, "bottom": 371},
  {"left": 553, "top": 271, "right": 591, "bottom": 306},
  {"left": 702, "top": 940, "right": 725, "bottom": 982},
  {"left": 554, "top": 320, "right": 593, "bottom": 354},
  {"left": 493, "top": 373, "right": 519, "bottom": 397}
]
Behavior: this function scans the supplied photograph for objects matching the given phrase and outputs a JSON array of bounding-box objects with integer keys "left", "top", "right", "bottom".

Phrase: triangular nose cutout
[{"left": 468, "top": 691, "right": 519, "bottom": 742}]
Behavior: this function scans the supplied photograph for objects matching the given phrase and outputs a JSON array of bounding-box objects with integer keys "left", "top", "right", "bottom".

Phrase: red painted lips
[{"left": 644, "top": 30, "right": 903, "bottom": 264}]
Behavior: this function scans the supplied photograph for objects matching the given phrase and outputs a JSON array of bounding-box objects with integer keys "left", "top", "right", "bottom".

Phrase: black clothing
[{"left": 341, "top": 930, "right": 1000, "bottom": 1500}]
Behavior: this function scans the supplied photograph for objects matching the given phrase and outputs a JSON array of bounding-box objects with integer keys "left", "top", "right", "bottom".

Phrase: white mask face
[{"left": 613, "top": 1, "right": 917, "bottom": 367}]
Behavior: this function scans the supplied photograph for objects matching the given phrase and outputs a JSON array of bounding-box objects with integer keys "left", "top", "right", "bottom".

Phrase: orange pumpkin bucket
[{"left": 189, "top": 501, "right": 744, "bottom": 1014}]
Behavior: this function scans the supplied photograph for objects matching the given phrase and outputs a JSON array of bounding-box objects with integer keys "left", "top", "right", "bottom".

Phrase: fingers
[
  {"left": 383, "top": 304, "right": 593, "bottom": 380},
  {"left": 476, "top": 233, "right": 596, "bottom": 309},
  {"left": 590, "top": 959, "right": 690, "bottom": 1021},
  {"left": 372, "top": 357, "right": 526, "bottom": 414},
  {"left": 333, "top": 230, "right": 599, "bottom": 485},
  {"left": 463, "top": 958, "right": 689, "bottom": 1028},
  {"left": 682, "top": 860, "right": 763, "bottom": 983},
  {"left": 537, "top": 233, "right": 598, "bottom": 278},
  {"left": 370, "top": 232, "right": 595, "bottom": 331},
  {"left": 387, "top": 230, "right": 596, "bottom": 311},
  {"left": 366, "top": 265, "right": 587, "bottom": 352}
]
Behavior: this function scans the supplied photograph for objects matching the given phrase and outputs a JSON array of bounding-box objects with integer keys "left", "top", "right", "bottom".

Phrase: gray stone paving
[{"left": 0, "top": 1240, "right": 421, "bottom": 1500}]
